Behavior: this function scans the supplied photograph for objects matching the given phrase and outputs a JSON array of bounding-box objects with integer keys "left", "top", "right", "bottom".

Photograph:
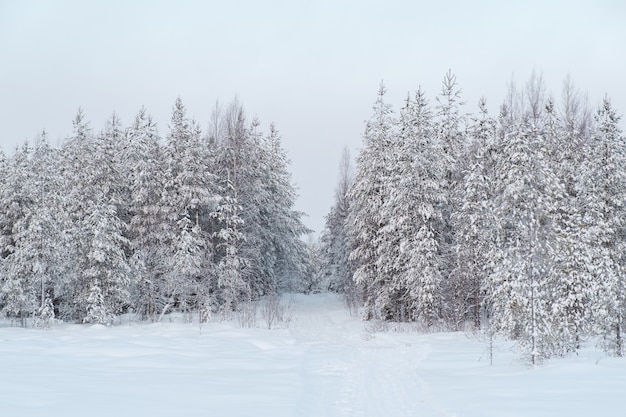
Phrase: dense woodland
[
  {"left": 3, "top": 71, "right": 626, "bottom": 365},
  {"left": 0, "top": 99, "right": 311, "bottom": 326},
  {"left": 319, "top": 71, "right": 626, "bottom": 363}
]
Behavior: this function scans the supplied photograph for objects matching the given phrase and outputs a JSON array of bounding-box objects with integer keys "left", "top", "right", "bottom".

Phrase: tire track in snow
[
  {"left": 340, "top": 342, "right": 450, "bottom": 417},
  {"left": 288, "top": 295, "right": 455, "bottom": 416}
]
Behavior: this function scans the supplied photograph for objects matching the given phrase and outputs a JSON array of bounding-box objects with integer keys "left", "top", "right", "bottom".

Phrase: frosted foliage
[
  {"left": 577, "top": 98, "right": 626, "bottom": 356},
  {"left": 5, "top": 74, "right": 626, "bottom": 371},
  {"left": 81, "top": 204, "right": 131, "bottom": 319},
  {"left": 335, "top": 73, "right": 626, "bottom": 364},
  {"left": 83, "top": 280, "right": 109, "bottom": 325},
  {"left": 448, "top": 98, "right": 495, "bottom": 329},
  {"left": 35, "top": 297, "right": 54, "bottom": 328},
  {"left": 319, "top": 148, "right": 353, "bottom": 300},
  {"left": 211, "top": 104, "right": 309, "bottom": 297},
  {"left": 485, "top": 120, "right": 566, "bottom": 363},
  {"left": 347, "top": 84, "right": 396, "bottom": 319},
  {"left": 0, "top": 98, "right": 310, "bottom": 325},
  {"left": 347, "top": 85, "right": 449, "bottom": 323}
]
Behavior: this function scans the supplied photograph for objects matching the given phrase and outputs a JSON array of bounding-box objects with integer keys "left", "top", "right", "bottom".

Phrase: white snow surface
[{"left": 1, "top": 293, "right": 624, "bottom": 417}]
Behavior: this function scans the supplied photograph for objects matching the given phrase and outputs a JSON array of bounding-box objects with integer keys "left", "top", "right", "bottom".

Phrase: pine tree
[
  {"left": 211, "top": 102, "right": 309, "bottom": 298},
  {"left": 320, "top": 147, "right": 356, "bottom": 310},
  {"left": 80, "top": 203, "right": 132, "bottom": 322},
  {"left": 125, "top": 108, "right": 169, "bottom": 318},
  {"left": 394, "top": 89, "right": 445, "bottom": 325},
  {"left": 451, "top": 97, "right": 496, "bottom": 329},
  {"left": 0, "top": 144, "right": 36, "bottom": 324},
  {"left": 83, "top": 279, "right": 109, "bottom": 325},
  {"left": 256, "top": 124, "right": 311, "bottom": 293},
  {"left": 434, "top": 70, "right": 466, "bottom": 327},
  {"left": 486, "top": 114, "right": 565, "bottom": 365},
  {"left": 542, "top": 99, "right": 592, "bottom": 354},
  {"left": 58, "top": 109, "right": 96, "bottom": 320},
  {"left": 211, "top": 101, "right": 258, "bottom": 298},
  {"left": 212, "top": 193, "right": 246, "bottom": 316},
  {"left": 25, "top": 134, "right": 68, "bottom": 327},
  {"left": 163, "top": 98, "right": 218, "bottom": 313},
  {"left": 578, "top": 97, "right": 626, "bottom": 356},
  {"left": 347, "top": 83, "right": 395, "bottom": 320}
]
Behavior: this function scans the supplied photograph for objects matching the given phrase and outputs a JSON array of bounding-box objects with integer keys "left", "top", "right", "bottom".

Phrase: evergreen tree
[
  {"left": 79, "top": 203, "right": 132, "bottom": 321},
  {"left": 377, "top": 89, "right": 446, "bottom": 324},
  {"left": 162, "top": 98, "right": 199, "bottom": 311},
  {"left": 347, "top": 83, "right": 395, "bottom": 320},
  {"left": 83, "top": 279, "right": 109, "bottom": 325},
  {"left": 212, "top": 193, "right": 246, "bottom": 315},
  {"left": 25, "top": 135, "right": 68, "bottom": 326},
  {"left": 578, "top": 97, "right": 626, "bottom": 356},
  {"left": 212, "top": 102, "right": 309, "bottom": 298},
  {"left": 320, "top": 147, "right": 356, "bottom": 310},
  {"left": 434, "top": 70, "right": 466, "bottom": 327},
  {"left": 125, "top": 108, "right": 169, "bottom": 318},
  {"left": 451, "top": 97, "right": 496, "bottom": 329},
  {"left": 543, "top": 98, "right": 592, "bottom": 354},
  {"left": 256, "top": 124, "right": 310, "bottom": 292},
  {"left": 58, "top": 109, "right": 96, "bottom": 319},
  {"left": 486, "top": 115, "right": 565, "bottom": 365},
  {"left": 163, "top": 98, "right": 218, "bottom": 313},
  {"left": 0, "top": 144, "right": 35, "bottom": 324}
]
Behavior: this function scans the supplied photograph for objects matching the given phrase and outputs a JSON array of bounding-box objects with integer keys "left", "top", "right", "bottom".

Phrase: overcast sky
[{"left": 1, "top": 0, "right": 625, "bottom": 235}]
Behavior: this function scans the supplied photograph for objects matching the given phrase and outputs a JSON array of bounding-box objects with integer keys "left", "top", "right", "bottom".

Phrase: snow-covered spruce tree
[
  {"left": 319, "top": 147, "right": 357, "bottom": 310},
  {"left": 485, "top": 111, "right": 566, "bottom": 365},
  {"left": 211, "top": 193, "right": 246, "bottom": 317},
  {"left": 347, "top": 83, "right": 395, "bottom": 320},
  {"left": 58, "top": 109, "right": 98, "bottom": 319},
  {"left": 369, "top": 114, "right": 406, "bottom": 321},
  {"left": 578, "top": 97, "right": 626, "bottom": 357},
  {"left": 0, "top": 144, "right": 36, "bottom": 324},
  {"left": 83, "top": 279, "right": 109, "bottom": 325},
  {"left": 79, "top": 203, "right": 132, "bottom": 323},
  {"left": 541, "top": 99, "right": 593, "bottom": 355},
  {"left": 1, "top": 136, "right": 69, "bottom": 326},
  {"left": 544, "top": 80, "right": 593, "bottom": 354},
  {"left": 450, "top": 97, "right": 497, "bottom": 330},
  {"left": 71, "top": 116, "right": 134, "bottom": 322},
  {"left": 256, "top": 124, "right": 310, "bottom": 293},
  {"left": 392, "top": 88, "right": 446, "bottom": 325},
  {"left": 125, "top": 108, "right": 170, "bottom": 319},
  {"left": 162, "top": 98, "right": 218, "bottom": 315},
  {"left": 210, "top": 101, "right": 259, "bottom": 300},
  {"left": 58, "top": 110, "right": 134, "bottom": 321},
  {"left": 211, "top": 102, "right": 309, "bottom": 298},
  {"left": 434, "top": 71, "right": 467, "bottom": 327},
  {"left": 23, "top": 135, "right": 68, "bottom": 327}
]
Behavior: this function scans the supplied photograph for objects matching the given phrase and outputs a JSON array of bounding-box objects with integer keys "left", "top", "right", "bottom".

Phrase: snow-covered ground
[{"left": 1, "top": 293, "right": 624, "bottom": 417}]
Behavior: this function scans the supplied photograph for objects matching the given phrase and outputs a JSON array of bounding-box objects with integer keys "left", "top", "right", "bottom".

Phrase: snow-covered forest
[
  {"left": 319, "top": 71, "right": 626, "bottom": 363},
  {"left": 0, "top": 98, "right": 311, "bottom": 327},
  {"left": 2, "top": 71, "right": 626, "bottom": 368}
]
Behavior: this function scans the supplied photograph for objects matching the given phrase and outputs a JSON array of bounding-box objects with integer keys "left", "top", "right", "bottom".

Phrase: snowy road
[
  {"left": 1, "top": 294, "right": 625, "bottom": 416},
  {"left": 288, "top": 295, "right": 447, "bottom": 416}
]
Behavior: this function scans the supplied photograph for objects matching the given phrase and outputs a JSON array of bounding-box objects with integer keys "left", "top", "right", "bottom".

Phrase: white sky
[{"left": 1, "top": 0, "right": 625, "bottom": 235}]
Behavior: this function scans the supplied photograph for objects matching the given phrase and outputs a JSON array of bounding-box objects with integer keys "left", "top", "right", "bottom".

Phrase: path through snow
[{"left": 1, "top": 293, "right": 625, "bottom": 416}]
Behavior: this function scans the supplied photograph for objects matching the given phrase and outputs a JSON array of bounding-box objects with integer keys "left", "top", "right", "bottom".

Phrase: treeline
[
  {"left": 0, "top": 98, "right": 311, "bottom": 326},
  {"left": 320, "top": 71, "right": 626, "bottom": 362}
]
